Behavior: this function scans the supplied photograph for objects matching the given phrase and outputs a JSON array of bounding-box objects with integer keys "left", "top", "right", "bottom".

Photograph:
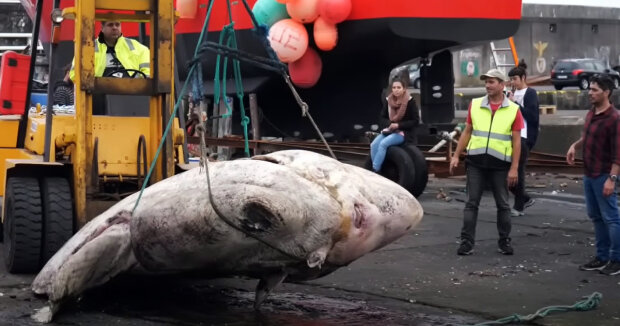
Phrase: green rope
[
  {"left": 223, "top": 26, "right": 250, "bottom": 157},
  {"left": 212, "top": 0, "right": 251, "bottom": 157},
  {"left": 471, "top": 292, "right": 602, "bottom": 326},
  {"left": 131, "top": 0, "right": 216, "bottom": 213}
]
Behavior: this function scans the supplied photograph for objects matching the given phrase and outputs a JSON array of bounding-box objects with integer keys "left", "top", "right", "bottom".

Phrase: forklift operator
[
  {"left": 69, "top": 20, "right": 150, "bottom": 80},
  {"left": 68, "top": 20, "right": 150, "bottom": 115}
]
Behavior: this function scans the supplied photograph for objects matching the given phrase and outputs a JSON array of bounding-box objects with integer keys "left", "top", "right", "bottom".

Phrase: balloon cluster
[{"left": 252, "top": 0, "right": 352, "bottom": 88}]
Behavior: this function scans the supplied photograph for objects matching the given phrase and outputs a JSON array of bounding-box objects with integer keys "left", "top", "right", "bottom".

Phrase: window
[
  {"left": 593, "top": 61, "right": 606, "bottom": 72},
  {"left": 582, "top": 62, "right": 596, "bottom": 71},
  {"left": 554, "top": 61, "right": 576, "bottom": 70}
]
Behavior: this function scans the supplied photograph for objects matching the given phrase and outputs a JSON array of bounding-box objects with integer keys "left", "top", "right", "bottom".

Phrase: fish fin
[
  {"left": 251, "top": 155, "right": 282, "bottom": 164},
  {"left": 254, "top": 272, "right": 287, "bottom": 310},
  {"left": 31, "top": 302, "right": 59, "bottom": 323},
  {"left": 306, "top": 245, "right": 330, "bottom": 269}
]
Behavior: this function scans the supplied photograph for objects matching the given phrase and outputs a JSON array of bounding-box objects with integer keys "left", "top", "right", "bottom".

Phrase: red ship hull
[{"left": 22, "top": 0, "right": 522, "bottom": 141}]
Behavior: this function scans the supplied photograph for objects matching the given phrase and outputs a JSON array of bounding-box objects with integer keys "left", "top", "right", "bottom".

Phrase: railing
[
  {"left": 0, "top": 0, "right": 40, "bottom": 54},
  {"left": 0, "top": 33, "right": 43, "bottom": 54}
]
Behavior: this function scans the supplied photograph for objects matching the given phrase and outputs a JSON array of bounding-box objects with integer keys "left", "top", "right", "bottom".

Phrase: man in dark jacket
[{"left": 508, "top": 62, "right": 539, "bottom": 216}]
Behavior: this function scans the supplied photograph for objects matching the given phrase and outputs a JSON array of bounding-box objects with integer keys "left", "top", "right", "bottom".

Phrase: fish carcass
[{"left": 31, "top": 150, "right": 424, "bottom": 322}]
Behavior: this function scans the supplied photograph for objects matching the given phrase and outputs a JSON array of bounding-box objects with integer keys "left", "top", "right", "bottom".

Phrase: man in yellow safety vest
[
  {"left": 70, "top": 20, "right": 150, "bottom": 80},
  {"left": 69, "top": 20, "right": 150, "bottom": 115},
  {"left": 449, "top": 68, "right": 523, "bottom": 256}
]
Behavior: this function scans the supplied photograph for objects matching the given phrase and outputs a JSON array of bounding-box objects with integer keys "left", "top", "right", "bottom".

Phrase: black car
[{"left": 550, "top": 59, "right": 620, "bottom": 90}]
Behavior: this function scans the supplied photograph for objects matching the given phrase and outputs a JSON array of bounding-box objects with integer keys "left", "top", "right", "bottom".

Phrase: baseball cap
[{"left": 480, "top": 69, "right": 507, "bottom": 82}]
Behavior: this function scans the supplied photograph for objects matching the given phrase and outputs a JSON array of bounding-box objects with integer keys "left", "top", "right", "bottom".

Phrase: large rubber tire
[
  {"left": 400, "top": 144, "right": 428, "bottom": 197},
  {"left": 365, "top": 146, "right": 416, "bottom": 192},
  {"left": 3, "top": 177, "right": 43, "bottom": 274},
  {"left": 40, "top": 177, "right": 74, "bottom": 265}
]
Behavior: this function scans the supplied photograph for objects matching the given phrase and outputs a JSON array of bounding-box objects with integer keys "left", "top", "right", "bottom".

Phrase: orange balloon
[
  {"left": 286, "top": 0, "right": 320, "bottom": 23},
  {"left": 268, "top": 19, "right": 309, "bottom": 63},
  {"left": 313, "top": 16, "right": 338, "bottom": 51},
  {"left": 289, "top": 47, "right": 322, "bottom": 88},
  {"left": 177, "top": 0, "right": 198, "bottom": 19}
]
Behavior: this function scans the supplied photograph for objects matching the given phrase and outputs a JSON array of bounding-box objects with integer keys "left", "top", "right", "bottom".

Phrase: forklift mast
[{"left": 65, "top": 0, "right": 176, "bottom": 226}]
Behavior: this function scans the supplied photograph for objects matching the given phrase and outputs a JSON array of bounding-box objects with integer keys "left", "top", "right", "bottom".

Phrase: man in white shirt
[{"left": 508, "top": 61, "right": 540, "bottom": 216}]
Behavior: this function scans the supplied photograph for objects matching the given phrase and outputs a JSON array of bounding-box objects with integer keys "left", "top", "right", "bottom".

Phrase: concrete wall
[{"left": 453, "top": 4, "right": 620, "bottom": 87}]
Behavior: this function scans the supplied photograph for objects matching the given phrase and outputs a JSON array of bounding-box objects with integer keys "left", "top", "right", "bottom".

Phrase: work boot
[
  {"left": 599, "top": 261, "right": 620, "bottom": 276},
  {"left": 457, "top": 239, "right": 474, "bottom": 255},
  {"left": 579, "top": 258, "right": 609, "bottom": 271},
  {"left": 498, "top": 238, "right": 514, "bottom": 255}
]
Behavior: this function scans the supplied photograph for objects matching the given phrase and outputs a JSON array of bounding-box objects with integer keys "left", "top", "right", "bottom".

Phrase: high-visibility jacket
[
  {"left": 467, "top": 96, "right": 519, "bottom": 162},
  {"left": 69, "top": 35, "right": 150, "bottom": 81}
]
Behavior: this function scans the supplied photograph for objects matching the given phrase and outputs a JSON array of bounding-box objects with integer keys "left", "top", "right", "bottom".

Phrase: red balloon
[
  {"left": 289, "top": 47, "right": 323, "bottom": 88},
  {"left": 318, "top": 0, "right": 352, "bottom": 24}
]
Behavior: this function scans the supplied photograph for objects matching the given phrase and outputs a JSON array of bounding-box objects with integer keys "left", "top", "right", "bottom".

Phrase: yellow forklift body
[
  {"left": 0, "top": 149, "right": 38, "bottom": 197},
  {"left": 0, "top": 119, "right": 20, "bottom": 148}
]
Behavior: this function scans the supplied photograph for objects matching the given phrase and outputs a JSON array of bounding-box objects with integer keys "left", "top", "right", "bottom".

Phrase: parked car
[
  {"left": 390, "top": 63, "right": 421, "bottom": 89},
  {"left": 550, "top": 59, "right": 620, "bottom": 90}
]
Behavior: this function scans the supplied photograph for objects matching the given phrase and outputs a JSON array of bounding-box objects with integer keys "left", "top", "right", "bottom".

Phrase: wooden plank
[{"left": 539, "top": 105, "right": 557, "bottom": 115}]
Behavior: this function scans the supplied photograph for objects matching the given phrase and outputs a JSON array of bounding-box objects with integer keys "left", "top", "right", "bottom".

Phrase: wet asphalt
[{"left": 1, "top": 173, "right": 619, "bottom": 326}]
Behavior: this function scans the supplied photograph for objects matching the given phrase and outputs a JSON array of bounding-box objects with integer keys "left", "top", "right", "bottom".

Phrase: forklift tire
[
  {"left": 3, "top": 177, "right": 43, "bottom": 274},
  {"left": 364, "top": 146, "right": 416, "bottom": 193},
  {"left": 400, "top": 144, "right": 429, "bottom": 197},
  {"left": 40, "top": 177, "right": 74, "bottom": 266}
]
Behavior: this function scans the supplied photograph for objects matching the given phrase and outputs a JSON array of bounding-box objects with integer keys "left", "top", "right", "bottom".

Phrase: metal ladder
[{"left": 490, "top": 36, "right": 519, "bottom": 74}]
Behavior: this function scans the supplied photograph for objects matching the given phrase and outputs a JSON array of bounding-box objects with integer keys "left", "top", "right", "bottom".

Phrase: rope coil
[{"left": 471, "top": 292, "right": 603, "bottom": 325}]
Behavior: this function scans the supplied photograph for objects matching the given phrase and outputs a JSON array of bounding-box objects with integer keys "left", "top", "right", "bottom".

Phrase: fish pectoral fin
[
  {"left": 251, "top": 155, "right": 282, "bottom": 165},
  {"left": 306, "top": 245, "right": 330, "bottom": 269},
  {"left": 254, "top": 271, "right": 287, "bottom": 310},
  {"left": 31, "top": 302, "right": 59, "bottom": 324}
]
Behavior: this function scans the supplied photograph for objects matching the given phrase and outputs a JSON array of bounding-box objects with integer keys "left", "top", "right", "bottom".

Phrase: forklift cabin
[{"left": 0, "top": 0, "right": 185, "bottom": 274}]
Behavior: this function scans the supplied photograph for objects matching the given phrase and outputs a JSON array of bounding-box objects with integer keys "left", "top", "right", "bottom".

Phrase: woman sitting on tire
[{"left": 370, "top": 78, "right": 420, "bottom": 172}]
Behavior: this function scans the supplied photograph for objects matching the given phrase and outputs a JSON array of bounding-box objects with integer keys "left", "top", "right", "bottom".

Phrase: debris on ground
[{"left": 436, "top": 189, "right": 453, "bottom": 202}]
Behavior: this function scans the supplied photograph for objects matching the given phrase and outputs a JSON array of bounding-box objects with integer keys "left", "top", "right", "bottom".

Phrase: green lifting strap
[
  {"left": 132, "top": 0, "right": 216, "bottom": 213},
  {"left": 133, "top": 0, "right": 257, "bottom": 212},
  {"left": 212, "top": 0, "right": 251, "bottom": 158}
]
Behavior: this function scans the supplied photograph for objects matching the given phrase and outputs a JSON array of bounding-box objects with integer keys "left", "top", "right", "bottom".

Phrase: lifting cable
[
  {"left": 130, "top": 0, "right": 339, "bottom": 265},
  {"left": 133, "top": 0, "right": 337, "bottom": 213}
]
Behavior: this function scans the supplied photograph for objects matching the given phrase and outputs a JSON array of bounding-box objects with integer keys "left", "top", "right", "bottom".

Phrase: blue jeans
[
  {"left": 370, "top": 133, "right": 405, "bottom": 171},
  {"left": 584, "top": 174, "right": 620, "bottom": 262}
]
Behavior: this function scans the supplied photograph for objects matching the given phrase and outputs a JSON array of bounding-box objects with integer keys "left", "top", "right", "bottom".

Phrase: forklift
[{"left": 0, "top": 0, "right": 186, "bottom": 274}]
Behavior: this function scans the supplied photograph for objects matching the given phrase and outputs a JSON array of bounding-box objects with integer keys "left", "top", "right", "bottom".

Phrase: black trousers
[
  {"left": 461, "top": 164, "right": 511, "bottom": 244},
  {"left": 510, "top": 138, "right": 532, "bottom": 211}
]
